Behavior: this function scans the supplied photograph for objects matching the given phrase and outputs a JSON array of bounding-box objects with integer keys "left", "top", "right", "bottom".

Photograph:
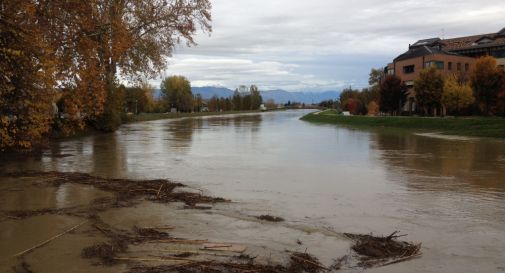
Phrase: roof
[
  {"left": 441, "top": 28, "right": 505, "bottom": 51},
  {"left": 411, "top": 38, "right": 441, "bottom": 48},
  {"left": 394, "top": 45, "right": 460, "bottom": 62}
]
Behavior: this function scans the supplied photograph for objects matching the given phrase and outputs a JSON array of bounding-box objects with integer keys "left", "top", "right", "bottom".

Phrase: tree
[
  {"left": 1, "top": 0, "right": 212, "bottom": 150},
  {"left": 250, "top": 85, "right": 263, "bottom": 110},
  {"left": 0, "top": 1, "right": 56, "bottom": 150},
  {"left": 367, "top": 101, "right": 379, "bottom": 116},
  {"left": 208, "top": 96, "right": 219, "bottom": 112},
  {"left": 346, "top": 98, "right": 362, "bottom": 115},
  {"left": 470, "top": 56, "right": 504, "bottom": 115},
  {"left": 497, "top": 67, "right": 505, "bottom": 117},
  {"left": 379, "top": 75, "right": 408, "bottom": 115},
  {"left": 242, "top": 94, "right": 252, "bottom": 110},
  {"left": 125, "top": 87, "right": 149, "bottom": 114},
  {"left": 369, "top": 68, "right": 384, "bottom": 86},
  {"left": 442, "top": 75, "right": 475, "bottom": 115},
  {"left": 160, "top": 76, "right": 193, "bottom": 112},
  {"left": 232, "top": 90, "right": 242, "bottom": 110},
  {"left": 193, "top": 94, "right": 204, "bottom": 112},
  {"left": 92, "top": 85, "right": 125, "bottom": 132},
  {"left": 414, "top": 67, "right": 444, "bottom": 116},
  {"left": 265, "top": 99, "right": 277, "bottom": 109}
]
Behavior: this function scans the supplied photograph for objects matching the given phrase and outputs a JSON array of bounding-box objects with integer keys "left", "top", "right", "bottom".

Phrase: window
[
  {"left": 492, "top": 50, "right": 505, "bottom": 58},
  {"left": 448, "top": 62, "right": 453, "bottom": 70},
  {"left": 465, "top": 63, "right": 469, "bottom": 72},
  {"left": 388, "top": 68, "right": 395, "bottom": 75},
  {"left": 403, "top": 65, "right": 415, "bottom": 74},
  {"left": 425, "top": 61, "right": 444, "bottom": 69},
  {"left": 457, "top": 63, "right": 462, "bottom": 71}
]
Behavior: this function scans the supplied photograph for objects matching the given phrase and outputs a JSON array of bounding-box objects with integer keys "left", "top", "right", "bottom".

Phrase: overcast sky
[{"left": 155, "top": 0, "right": 505, "bottom": 92}]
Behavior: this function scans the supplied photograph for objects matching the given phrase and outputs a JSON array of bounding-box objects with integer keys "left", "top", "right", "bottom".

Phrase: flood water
[{"left": 1, "top": 110, "right": 505, "bottom": 272}]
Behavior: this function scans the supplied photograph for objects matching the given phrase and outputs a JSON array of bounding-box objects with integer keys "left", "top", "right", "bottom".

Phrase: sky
[{"left": 154, "top": 0, "right": 505, "bottom": 92}]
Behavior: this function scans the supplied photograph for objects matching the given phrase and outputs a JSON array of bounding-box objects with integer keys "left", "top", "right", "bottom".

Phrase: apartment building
[{"left": 386, "top": 27, "right": 505, "bottom": 112}]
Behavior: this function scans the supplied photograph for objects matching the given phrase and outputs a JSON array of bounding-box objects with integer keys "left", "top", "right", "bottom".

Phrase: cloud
[{"left": 154, "top": 0, "right": 505, "bottom": 91}]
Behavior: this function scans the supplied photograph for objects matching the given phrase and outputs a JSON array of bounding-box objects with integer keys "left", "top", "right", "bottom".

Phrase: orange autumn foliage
[{"left": 1, "top": 0, "right": 212, "bottom": 150}]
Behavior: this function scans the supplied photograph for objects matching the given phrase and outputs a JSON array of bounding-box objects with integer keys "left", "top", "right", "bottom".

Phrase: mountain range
[{"left": 155, "top": 87, "right": 341, "bottom": 104}]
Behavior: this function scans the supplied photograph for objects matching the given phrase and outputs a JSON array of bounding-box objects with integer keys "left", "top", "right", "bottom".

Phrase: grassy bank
[
  {"left": 125, "top": 110, "right": 262, "bottom": 123},
  {"left": 301, "top": 110, "right": 505, "bottom": 139}
]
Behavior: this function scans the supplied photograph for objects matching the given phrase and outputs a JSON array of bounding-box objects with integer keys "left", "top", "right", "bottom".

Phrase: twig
[
  {"left": 114, "top": 256, "right": 197, "bottom": 262},
  {"left": 377, "top": 253, "right": 422, "bottom": 267},
  {"left": 148, "top": 239, "right": 208, "bottom": 244},
  {"left": 385, "top": 231, "right": 400, "bottom": 240},
  {"left": 290, "top": 255, "right": 330, "bottom": 271},
  {"left": 12, "top": 220, "right": 88, "bottom": 257},
  {"left": 156, "top": 184, "right": 164, "bottom": 198}
]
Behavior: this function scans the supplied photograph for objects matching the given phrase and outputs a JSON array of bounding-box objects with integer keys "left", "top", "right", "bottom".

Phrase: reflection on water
[
  {"left": 1, "top": 110, "right": 505, "bottom": 272},
  {"left": 372, "top": 132, "right": 505, "bottom": 194}
]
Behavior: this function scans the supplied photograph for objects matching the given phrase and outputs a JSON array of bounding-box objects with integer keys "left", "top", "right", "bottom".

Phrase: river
[{"left": 1, "top": 110, "right": 505, "bottom": 272}]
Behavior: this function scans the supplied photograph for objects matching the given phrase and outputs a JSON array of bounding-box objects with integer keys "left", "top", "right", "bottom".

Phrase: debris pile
[
  {"left": 125, "top": 252, "right": 326, "bottom": 273},
  {"left": 1, "top": 171, "right": 229, "bottom": 214},
  {"left": 345, "top": 231, "right": 422, "bottom": 267}
]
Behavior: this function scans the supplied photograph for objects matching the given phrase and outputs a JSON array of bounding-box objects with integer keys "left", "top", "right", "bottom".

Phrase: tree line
[
  {"left": 331, "top": 56, "right": 505, "bottom": 117},
  {"left": 0, "top": 0, "right": 212, "bottom": 151},
  {"left": 159, "top": 77, "right": 264, "bottom": 112}
]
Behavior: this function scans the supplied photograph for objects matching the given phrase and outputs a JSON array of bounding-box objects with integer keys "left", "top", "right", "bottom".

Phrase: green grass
[
  {"left": 125, "top": 110, "right": 261, "bottom": 123},
  {"left": 301, "top": 111, "right": 505, "bottom": 139}
]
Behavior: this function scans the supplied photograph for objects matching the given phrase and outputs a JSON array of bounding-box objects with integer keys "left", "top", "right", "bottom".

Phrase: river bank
[
  {"left": 125, "top": 110, "right": 264, "bottom": 123},
  {"left": 300, "top": 110, "right": 505, "bottom": 139}
]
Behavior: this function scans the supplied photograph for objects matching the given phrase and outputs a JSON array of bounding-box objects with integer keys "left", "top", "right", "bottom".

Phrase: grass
[
  {"left": 125, "top": 110, "right": 261, "bottom": 123},
  {"left": 300, "top": 110, "right": 505, "bottom": 139}
]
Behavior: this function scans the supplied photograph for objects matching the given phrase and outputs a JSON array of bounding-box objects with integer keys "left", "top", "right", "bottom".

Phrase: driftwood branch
[{"left": 12, "top": 220, "right": 88, "bottom": 257}]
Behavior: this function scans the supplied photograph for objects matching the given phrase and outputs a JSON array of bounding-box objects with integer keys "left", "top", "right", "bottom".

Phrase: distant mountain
[
  {"left": 260, "top": 90, "right": 341, "bottom": 104},
  {"left": 155, "top": 86, "right": 341, "bottom": 104},
  {"left": 191, "top": 86, "right": 234, "bottom": 99}
]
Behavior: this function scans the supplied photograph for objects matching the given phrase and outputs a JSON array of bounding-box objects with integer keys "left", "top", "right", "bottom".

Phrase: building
[{"left": 386, "top": 27, "right": 505, "bottom": 113}]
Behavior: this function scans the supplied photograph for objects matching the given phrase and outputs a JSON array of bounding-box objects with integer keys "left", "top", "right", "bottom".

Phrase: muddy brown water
[{"left": 1, "top": 110, "right": 505, "bottom": 272}]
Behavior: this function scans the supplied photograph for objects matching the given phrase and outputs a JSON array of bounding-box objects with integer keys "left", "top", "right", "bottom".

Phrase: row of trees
[
  {"left": 335, "top": 68, "right": 382, "bottom": 115},
  {"left": 206, "top": 85, "right": 263, "bottom": 112},
  {"left": 1, "top": 0, "right": 212, "bottom": 151},
  {"left": 411, "top": 56, "right": 504, "bottom": 116},
  {"left": 336, "top": 56, "right": 505, "bottom": 117},
  {"left": 160, "top": 76, "right": 264, "bottom": 113}
]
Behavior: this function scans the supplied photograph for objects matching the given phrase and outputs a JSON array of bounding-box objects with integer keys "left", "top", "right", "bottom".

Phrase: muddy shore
[{"left": 0, "top": 172, "right": 421, "bottom": 273}]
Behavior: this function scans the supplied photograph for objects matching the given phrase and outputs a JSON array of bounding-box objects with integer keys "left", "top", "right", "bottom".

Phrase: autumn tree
[
  {"left": 193, "top": 94, "right": 204, "bottom": 112},
  {"left": 161, "top": 76, "right": 193, "bottom": 112},
  {"left": 414, "top": 67, "right": 444, "bottom": 116},
  {"left": 367, "top": 101, "right": 379, "bottom": 116},
  {"left": 39, "top": 0, "right": 211, "bottom": 130},
  {"left": 442, "top": 75, "right": 475, "bottom": 115},
  {"left": 1, "top": 0, "right": 212, "bottom": 150},
  {"left": 0, "top": 1, "right": 56, "bottom": 150},
  {"left": 470, "top": 56, "right": 504, "bottom": 115},
  {"left": 208, "top": 96, "right": 219, "bottom": 112},
  {"left": 379, "top": 75, "right": 408, "bottom": 115}
]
